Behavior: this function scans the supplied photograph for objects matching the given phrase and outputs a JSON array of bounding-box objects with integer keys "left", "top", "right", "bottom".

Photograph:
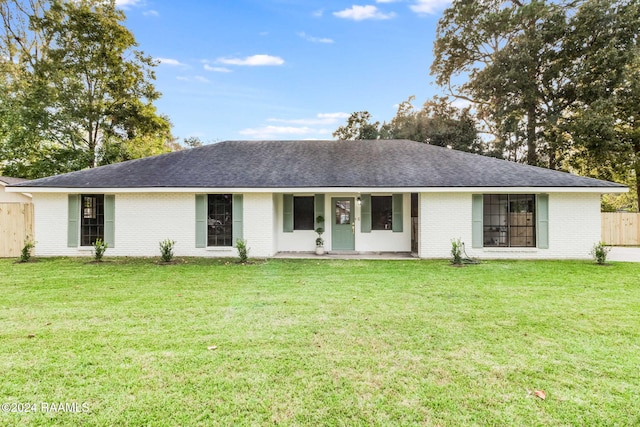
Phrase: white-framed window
[
  {"left": 483, "top": 194, "right": 536, "bottom": 247},
  {"left": 207, "top": 194, "right": 233, "bottom": 247},
  {"left": 80, "top": 194, "right": 104, "bottom": 246}
]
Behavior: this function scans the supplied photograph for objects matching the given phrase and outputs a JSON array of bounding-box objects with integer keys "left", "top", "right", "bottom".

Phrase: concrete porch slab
[{"left": 273, "top": 252, "right": 418, "bottom": 260}]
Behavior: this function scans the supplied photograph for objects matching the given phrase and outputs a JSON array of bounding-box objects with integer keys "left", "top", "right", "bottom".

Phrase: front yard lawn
[{"left": 1, "top": 257, "right": 639, "bottom": 426}]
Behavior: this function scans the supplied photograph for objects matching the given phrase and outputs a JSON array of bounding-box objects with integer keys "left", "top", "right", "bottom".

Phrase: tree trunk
[
  {"left": 526, "top": 102, "right": 537, "bottom": 166},
  {"left": 548, "top": 142, "right": 556, "bottom": 170}
]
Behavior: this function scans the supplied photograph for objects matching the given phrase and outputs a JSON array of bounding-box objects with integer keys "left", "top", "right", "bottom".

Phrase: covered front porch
[{"left": 272, "top": 192, "right": 419, "bottom": 255}]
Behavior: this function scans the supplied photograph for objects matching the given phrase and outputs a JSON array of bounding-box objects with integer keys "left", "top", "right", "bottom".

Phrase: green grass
[{"left": 1, "top": 257, "right": 639, "bottom": 426}]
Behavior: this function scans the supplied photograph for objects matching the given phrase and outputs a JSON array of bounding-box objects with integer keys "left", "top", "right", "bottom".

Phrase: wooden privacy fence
[
  {"left": 601, "top": 212, "right": 640, "bottom": 246},
  {"left": 0, "top": 203, "right": 34, "bottom": 257}
]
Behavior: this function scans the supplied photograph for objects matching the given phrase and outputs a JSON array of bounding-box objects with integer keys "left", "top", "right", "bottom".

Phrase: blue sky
[{"left": 116, "top": 0, "right": 452, "bottom": 142}]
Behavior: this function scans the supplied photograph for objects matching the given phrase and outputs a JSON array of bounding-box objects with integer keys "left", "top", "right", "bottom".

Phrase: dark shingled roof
[
  {"left": 9, "top": 140, "right": 625, "bottom": 189},
  {"left": 0, "top": 176, "right": 29, "bottom": 185}
]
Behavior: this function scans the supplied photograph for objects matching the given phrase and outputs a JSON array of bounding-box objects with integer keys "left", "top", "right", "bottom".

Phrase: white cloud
[
  {"left": 156, "top": 57, "right": 185, "bottom": 66},
  {"left": 376, "top": 0, "right": 400, "bottom": 3},
  {"left": 217, "top": 54, "right": 285, "bottom": 66},
  {"left": 239, "top": 126, "right": 322, "bottom": 139},
  {"left": 115, "top": 0, "right": 142, "bottom": 8},
  {"left": 176, "top": 75, "right": 210, "bottom": 83},
  {"left": 318, "top": 112, "right": 351, "bottom": 120},
  {"left": 204, "top": 64, "right": 232, "bottom": 73},
  {"left": 451, "top": 98, "right": 472, "bottom": 109},
  {"left": 333, "top": 5, "right": 396, "bottom": 21},
  {"left": 312, "top": 9, "right": 324, "bottom": 17},
  {"left": 240, "top": 112, "right": 348, "bottom": 139},
  {"left": 268, "top": 112, "right": 349, "bottom": 126},
  {"left": 409, "top": 0, "right": 451, "bottom": 15},
  {"left": 143, "top": 10, "right": 159, "bottom": 17},
  {"left": 298, "top": 32, "right": 334, "bottom": 44}
]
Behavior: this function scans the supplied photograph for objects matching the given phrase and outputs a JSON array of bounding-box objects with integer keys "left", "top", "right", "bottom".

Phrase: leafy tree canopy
[
  {"left": 432, "top": 0, "right": 640, "bottom": 210},
  {"left": 0, "top": 0, "right": 173, "bottom": 178},
  {"left": 333, "top": 96, "right": 486, "bottom": 155}
]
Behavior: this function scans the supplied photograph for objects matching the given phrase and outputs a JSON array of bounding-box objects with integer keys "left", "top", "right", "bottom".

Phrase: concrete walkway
[
  {"left": 607, "top": 247, "right": 640, "bottom": 262},
  {"left": 274, "top": 249, "right": 640, "bottom": 262},
  {"left": 273, "top": 252, "right": 417, "bottom": 260}
]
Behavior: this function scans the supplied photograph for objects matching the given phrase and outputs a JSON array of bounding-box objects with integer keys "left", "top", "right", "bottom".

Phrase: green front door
[{"left": 331, "top": 197, "right": 355, "bottom": 251}]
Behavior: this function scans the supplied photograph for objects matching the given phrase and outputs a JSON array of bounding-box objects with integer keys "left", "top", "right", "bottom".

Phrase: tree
[
  {"left": 563, "top": 0, "right": 640, "bottom": 211},
  {"left": 333, "top": 96, "right": 483, "bottom": 155},
  {"left": 182, "top": 136, "right": 204, "bottom": 148},
  {"left": 332, "top": 111, "right": 380, "bottom": 140},
  {"left": 432, "top": 0, "right": 640, "bottom": 210},
  {"left": 380, "top": 95, "right": 483, "bottom": 154},
  {"left": 0, "top": 0, "right": 172, "bottom": 178},
  {"left": 432, "top": 0, "right": 572, "bottom": 167}
]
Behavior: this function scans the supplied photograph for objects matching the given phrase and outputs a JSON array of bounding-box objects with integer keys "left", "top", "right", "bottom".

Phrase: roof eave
[{"left": 7, "top": 185, "right": 628, "bottom": 194}]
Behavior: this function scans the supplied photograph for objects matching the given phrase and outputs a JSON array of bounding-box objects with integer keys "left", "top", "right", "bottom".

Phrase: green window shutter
[
  {"left": 471, "top": 194, "right": 483, "bottom": 248},
  {"left": 360, "top": 194, "right": 371, "bottom": 233},
  {"left": 67, "top": 194, "right": 80, "bottom": 247},
  {"left": 104, "top": 195, "right": 115, "bottom": 248},
  {"left": 232, "top": 194, "right": 243, "bottom": 246},
  {"left": 536, "top": 194, "right": 549, "bottom": 249},
  {"left": 314, "top": 194, "right": 325, "bottom": 230},
  {"left": 392, "top": 194, "right": 403, "bottom": 232},
  {"left": 195, "top": 194, "right": 207, "bottom": 248},
  {"left": 283, "top": 194, "right": 293, "bottom": 232}
]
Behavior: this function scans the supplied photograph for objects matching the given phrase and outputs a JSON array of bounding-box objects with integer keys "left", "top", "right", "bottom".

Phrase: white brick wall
[
  {"left": 32, "top": 191, "right": 601, "bottom": 259},
  {"left": 32, "top": 193, "right": 70, "bottom": 257},
  {"left": 242, "top": 193, "right": 274, "bottom": 257},
  {"left": 32, "top": 192, "right": 275, "bottom": 258},
  {"left": 419, "top": 192, "right": 470, "bottom": 258},
  {"left": 419, "top": 192, "right": 602, "bottom": 259}
]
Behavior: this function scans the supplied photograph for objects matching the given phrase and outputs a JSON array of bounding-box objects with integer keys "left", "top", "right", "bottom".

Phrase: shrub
[
  {"left": 236, "top": 239, "right": 249, "bottom": 263},
  {"left": 315, "top": 227, "right": 324, "bottom": 247},
  {"left": 20, "top": 238, "right": 36, "bottom": 263},
  {"left": 315, "top": 215, "right": 325, "bottom": 247},
  {"left": 159, "top": 239, "right": 176, "bottom": 263},
  {"left": 93, "top": 238, "right": 108, "bottom": 262},
  {"left": 451, "top": 238, "right": 463, "bottom": 265},
  {"left": 590, "top": 241, "right": 610, "bottom": 265}
]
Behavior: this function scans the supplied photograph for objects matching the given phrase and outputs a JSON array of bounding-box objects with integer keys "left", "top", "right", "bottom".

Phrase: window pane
[
  {"left": 335, "top": 200, "right": 351, "bottom": 225},
  {"left": 293, "top": 196, "right": 314, "bottom": 230},
  {"left": 509, "top": 194, "right": 536, "bottom": 247},
  {"left": 371, "top": 196, "right": 393, "bottom": 230},
  {"left": 80, "top": 194, "right": 104, "bottom": 246},
  {"left": 484, "top": 194, "right": 507, "bottom": 247},
  {"left": 207, "top": 194, "right": 233, "bottom": 247},
  {"left": 483, "top": 194, "right": 536, "bottom": 247}
]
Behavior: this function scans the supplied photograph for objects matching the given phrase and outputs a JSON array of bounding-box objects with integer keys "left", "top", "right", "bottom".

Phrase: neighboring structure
[
  {"left": 0, "top": 176, "right": 31, "bottom": 203},
  {"left": 7, "top": 140, "right": 627, "bottom": 259}
]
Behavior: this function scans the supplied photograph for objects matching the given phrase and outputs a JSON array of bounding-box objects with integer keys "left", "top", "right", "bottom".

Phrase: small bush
[
  {"left": 93, "top": 238, "right": 108, "bottom": 262},
  {"left": 159, "top": 239, "right": 176, "bottom": 263},
  {"left": 451, "top": 238, "right": 463, "bottom": 265},
  {"left": 315, "top": 227, "right": 324, "bottom": 247},
  {"left": 590, "top": 241, "right": 610, "bottom": 265},
  {"left": 20, "top": 238, "right": 36, "bottom": 262},
  {"left": 236, "top": 239, "right": 249, "bottom": 263}
]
